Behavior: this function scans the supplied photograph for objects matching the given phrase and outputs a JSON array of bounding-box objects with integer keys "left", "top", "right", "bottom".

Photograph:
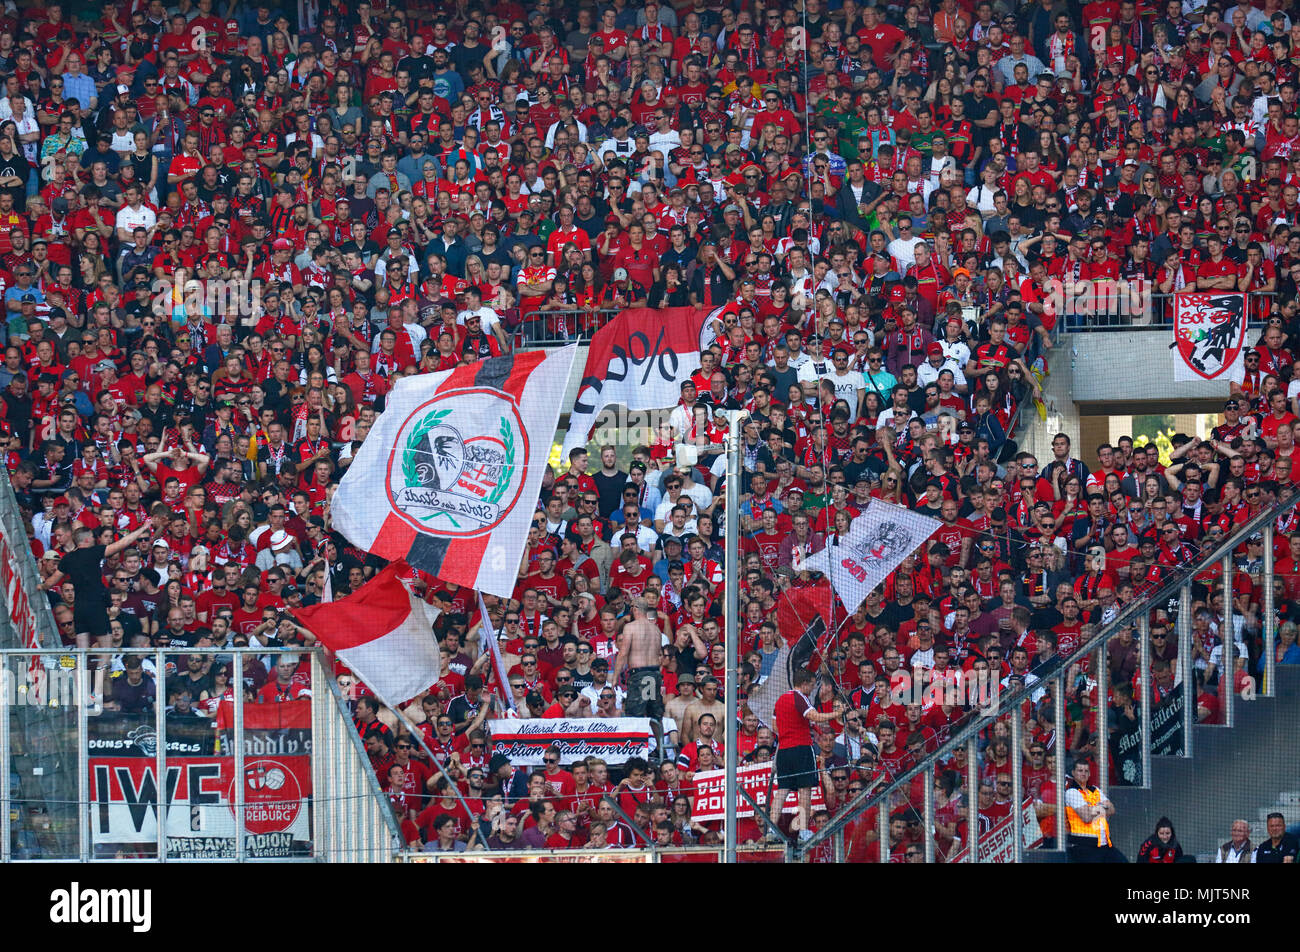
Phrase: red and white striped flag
[
  {"left": 292, "top": 561, "right": 442, "bottom": 703},
  {"left": 330, "top": 346, "right": 578, "bottom": 598}
]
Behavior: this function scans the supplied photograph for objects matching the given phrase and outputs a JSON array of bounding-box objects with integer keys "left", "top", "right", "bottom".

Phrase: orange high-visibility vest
[{"left": 1065, "top": 784, "right": 1110, "bottom": 846}]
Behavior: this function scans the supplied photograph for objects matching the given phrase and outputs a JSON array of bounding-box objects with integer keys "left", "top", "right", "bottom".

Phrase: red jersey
[{"left": 773, "top": 689, "right": 813, "bottom": 748}]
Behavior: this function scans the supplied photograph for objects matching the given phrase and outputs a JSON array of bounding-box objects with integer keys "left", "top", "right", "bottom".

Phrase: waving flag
[
  {"left": 561, "top": 306, "right": 726, "bottom": 455},
  {"left": 1172, "top": 292, "right": 1247, "bottom": 382},
  {"left": 292, "top": 561, "right": 441, "bottom": 703},
  {"left": 803, "top": 503, "right": 942, "bottom": 614},
  {"left": 748, "top": 579, "right": 836, "bottom": 727},
  {"left": 332, "top": 346, "right": 577, "bottom": 598}
]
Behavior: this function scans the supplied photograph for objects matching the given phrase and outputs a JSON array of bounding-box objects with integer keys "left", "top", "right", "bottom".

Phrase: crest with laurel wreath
[{"left": 395, "top": 406, "right": 517, "bottom": 530}]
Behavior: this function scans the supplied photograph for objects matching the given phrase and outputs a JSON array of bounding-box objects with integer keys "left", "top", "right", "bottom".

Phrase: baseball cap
[
  {"left": 273, "top": 238, "right": 292, "bottom": 251},
  {"left": 927, "top": 342, "right": 943, "bottom": 356},
  {"left": 613, "top": 267, "right": 629, "bottom": 281}
]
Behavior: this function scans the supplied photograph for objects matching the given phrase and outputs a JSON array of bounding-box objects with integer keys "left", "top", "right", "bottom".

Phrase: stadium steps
[{"left": 1107, "top": 665, "right": 1300, "bottom": 861}]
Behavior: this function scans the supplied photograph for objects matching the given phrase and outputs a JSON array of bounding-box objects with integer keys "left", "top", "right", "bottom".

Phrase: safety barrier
[
  {"left": 1057, "top": 282, "right": 1276, "bottom": 329},
  {"left": 1, "top": 647, "right": 399, "bottom": 862},
  {"left": 799, "top": 494, "right": 1289, "bottom": 862}
]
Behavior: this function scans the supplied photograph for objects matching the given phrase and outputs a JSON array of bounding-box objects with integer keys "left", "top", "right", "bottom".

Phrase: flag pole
[
  {"left": 361, "top": 681, "right": 494, "bottom": 852},
  {"left": 477, "top": 591, "right": 516, "bottom": 712},
  {"left": 724, "top": 409, "right": 746, "bottom": 864}
]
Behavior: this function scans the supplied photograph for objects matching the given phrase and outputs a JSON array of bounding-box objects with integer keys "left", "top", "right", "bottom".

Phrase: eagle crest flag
[
  {"left": 332, "top": 346, "right": 578, "bottom": 598},
  {"left": 802, "top": 503, "right": 942, "bottom": 614},
  {"left": 1172, "top": 292, "right": 1247, "bottom": 382}
]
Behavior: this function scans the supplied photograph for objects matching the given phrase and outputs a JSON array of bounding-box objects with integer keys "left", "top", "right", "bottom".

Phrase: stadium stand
[{"left": 1, "top": 0, "right": 1298, "bottom": 862}]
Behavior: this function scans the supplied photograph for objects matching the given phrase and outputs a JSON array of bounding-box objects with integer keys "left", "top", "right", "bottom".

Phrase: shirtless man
[
  {"left": 614, "top": 598, "right": 666, "bottom": 758},
  {"left": 681, "top": 676, "right": 727, "bottom": 745}
]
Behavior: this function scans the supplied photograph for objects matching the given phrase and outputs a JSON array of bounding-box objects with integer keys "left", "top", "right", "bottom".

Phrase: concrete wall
[
  {"left": 1069, "top": 330, "right": 1236, "bottom": 410},
  {"left": 1024, "top": 330, "right": 1232, "bottom": 466}
]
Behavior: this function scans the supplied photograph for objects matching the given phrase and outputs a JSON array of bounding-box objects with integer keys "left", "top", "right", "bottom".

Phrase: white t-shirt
[
  {"left": 917, "top": 359, "right": 967, "bottom": 390},
  {"left": 888, "top": 236, "right": 927, "bottom": 270},
  {"left": 374, "top": 254, "right": 420, "bottom": 281},
  {"left": 655, "top": 494, "right": 698, "bottom": 525},
  {"left": 967, "top": 183, "right": 999, "bottom": 216},
  {"left": 115, "top": 204, "right": 157, "bottom": 233},
  {"left": 13, "top": 114, "right": 39, "bottom": 163},
  {"left": 457, "top": 305, "right": 502, "bottom": 332},
  {"left": 827, "top": 369, "right": 865, "bottom": 420},
  {"left": 285, "top": 131, "right": 325, "bottom": 157},
  {"left": 647, "top": 130, "right": 681, "bottom": 158},
  {"left": 1207, "top": 640, "right": 1248, "bottom": 673},
  {"left": 796, "top": 357, "right": 834, "bottom": 387}
]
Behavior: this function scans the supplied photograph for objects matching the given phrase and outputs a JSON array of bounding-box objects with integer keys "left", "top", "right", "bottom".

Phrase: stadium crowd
[{"left": 2, "top": 0, "right": 1300, "bottom": 859}]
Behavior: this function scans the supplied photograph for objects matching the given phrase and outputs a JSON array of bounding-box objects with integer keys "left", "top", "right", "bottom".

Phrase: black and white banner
[
  {"left": 1112, "top": 683, "right": 1185, "bottom": 786},
  {"left": 801, "top": 503, "right": 941, "bottom": 613},
  {"left": 487, "top": 718, "right": 653, "bottom": 765}
]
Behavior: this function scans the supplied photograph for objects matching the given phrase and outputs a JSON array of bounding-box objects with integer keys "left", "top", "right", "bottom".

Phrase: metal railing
[
  {"left": 2, "top": 647, "right": 398, "bottom": 862},
  {"left": 507, "top": 286, "right": 1280, "bottom": 343},
  {"left": 0, "top": 468, "right": 77, "bottom": 861},
  {"left": 1056, "top": 282, "right": 1276, "bottom": 330},
  {"left": 799, "top": 494, "right": 1290, "bottom": 862},
  {"left": 395, "top": 844, "right": 787, "bottom": 862},
  {"left": 310, "top": 652, "right": 403, "bottom": 862},
  {"left": 514, "top": 308, "right": 622, "bottom": 347}
]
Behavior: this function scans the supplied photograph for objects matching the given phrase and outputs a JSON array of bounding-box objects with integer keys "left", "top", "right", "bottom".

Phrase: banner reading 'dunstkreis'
[{"left": 332, "top": 346, "right": 577, "bottom": 599}]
